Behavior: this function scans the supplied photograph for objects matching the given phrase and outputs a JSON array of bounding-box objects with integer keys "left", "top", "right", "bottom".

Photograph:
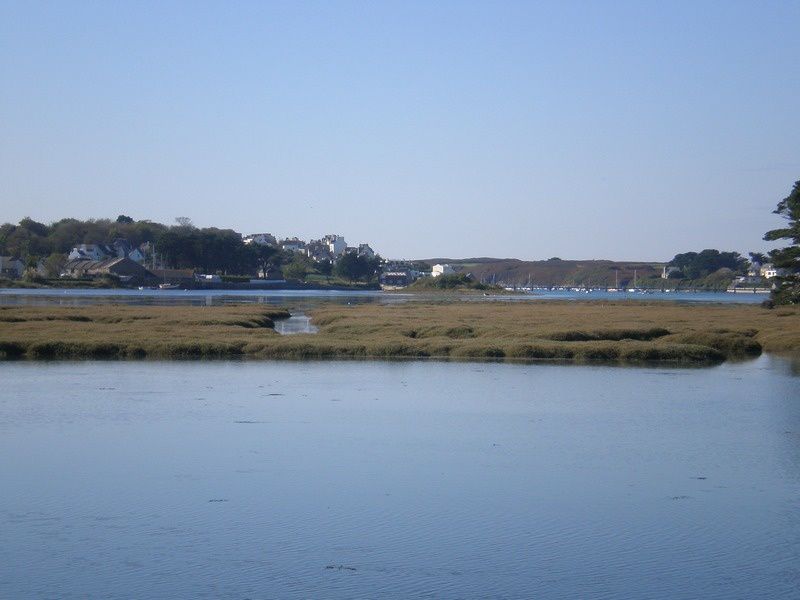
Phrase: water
[
  {"left": 1, "top": 357, "right": 798, "bottom": 599},
  {"left": 274, "top": 314, "right": 319, "bottom": 335},
  {"left": 0, "top": 286, "right": 768, "bottom": 308},
  {"left": 526, "top": 288, "right": 768, "bottom": 303},
  {"left": 0, "top": 287, "right": 395, "bottom": 308}
]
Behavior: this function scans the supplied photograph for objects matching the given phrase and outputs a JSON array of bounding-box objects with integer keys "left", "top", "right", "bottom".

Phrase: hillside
[{"left": 420, "top": 258, "right": 664, "bottom": 288}]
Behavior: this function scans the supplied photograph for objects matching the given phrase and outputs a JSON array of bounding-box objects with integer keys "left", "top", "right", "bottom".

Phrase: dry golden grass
[
  {"left": 0, "top": 300, "right": 798, "bottom": 364},
  {"left": 306, "top": 301, "right": 800, "bottom": 363},
  {"left": 0, "top": 305, "right": 290, "bottom": 359}
]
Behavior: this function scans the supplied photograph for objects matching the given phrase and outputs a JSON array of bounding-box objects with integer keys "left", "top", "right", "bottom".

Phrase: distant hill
[{"left": 418, "top": 258, "right": 665, "bottom": 288}]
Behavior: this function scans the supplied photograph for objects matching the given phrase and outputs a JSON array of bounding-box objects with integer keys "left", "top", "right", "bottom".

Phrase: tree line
[
  {"left": 0, "top": 215, "right": 381, "bottom": 282},
  {"left": 666, "top": 249, "right": 748, "bottom": 279}
]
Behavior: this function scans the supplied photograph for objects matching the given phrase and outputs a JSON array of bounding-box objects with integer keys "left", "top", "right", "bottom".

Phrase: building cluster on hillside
[
  {"left": 0, "top": 226, "right": 462, "bottom": 287},
  {"left": 0, "top": 231, "right": 386, "bottom": 285},
  {"left": 61, "top": 256, "right": 153, "bottom": 282},
  {"left": 732, "top": 262, "right": 791, "bottom": 286},
  {"left": 68, "top": 240, "right": 146, "bottom": 263},
  {"left": 243, "top": 232, "right": 375, "bottom": 263},
  {"left": 59, "top": 241, "right": 153, "bottom": 283}
]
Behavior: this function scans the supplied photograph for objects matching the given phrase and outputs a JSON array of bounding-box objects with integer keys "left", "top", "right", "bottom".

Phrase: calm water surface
[
  {"left": 0, "top": 287, "right": 767, "bottom": 307},
  {"left": 1, "top": 358, "right": 798, "bottom": 599}
]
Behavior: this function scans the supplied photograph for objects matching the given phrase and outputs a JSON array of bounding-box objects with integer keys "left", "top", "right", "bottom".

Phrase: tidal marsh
[{"left": 0, "top": 301, "right": 798, "bottom": 364}]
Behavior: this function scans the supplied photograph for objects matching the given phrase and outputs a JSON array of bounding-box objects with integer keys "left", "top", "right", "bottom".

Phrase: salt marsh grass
[{"left": 0, "top": 301, "right": 797, "bottom": 364}]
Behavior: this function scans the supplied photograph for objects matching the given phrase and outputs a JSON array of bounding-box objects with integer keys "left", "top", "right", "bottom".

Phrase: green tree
[
  {"left": 116, "top": 215, "right": 134, "bottom": 224},
  {"left": 669, "top": 249, "right": 746, "bottom": 279},
  {"left": 42, "top": 253, "right": 66, "bottom": 277},
  {"left": 764, "top": 180, "right": 800, "bottom": 304},
  {"left": 333, "top": 252, "right": 367, "bottom": 281},
  {"left": 19, "top": 217, "right": 49, "bottom": 238},
  {"left": 283, "top": 258, "right": 309, "bottom": 281},
  {"left": 249, "top": 244, "right": 279, "bottom": 277},
  {"left": 333, "top": 252, "right": 381, "bottom": 282},
  {"left": 316, "top": 259, "right": 333, "bottom": 280}
]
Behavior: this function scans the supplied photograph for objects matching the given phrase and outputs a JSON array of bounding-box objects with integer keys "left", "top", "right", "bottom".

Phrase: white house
[
  {"left": 68, "top": 242, "right": 144, "bottom": 264},
  {"left": 760, "top": 264, "right": 789, "bottom": 279},
  {"left": 280, "top": 238, "right": 306, "bottom": 252},
  {"left": 323, "top": 234, "right": 347, "bottom": 257},
  {"left": 243, "top": 233, "right": 277, "bottom": 246},
  {"left": 68, "top": 244, "right": 110, "bottom": 261},
  {"left": 431, "top": 264, "right": 455, "bottom": 278}
]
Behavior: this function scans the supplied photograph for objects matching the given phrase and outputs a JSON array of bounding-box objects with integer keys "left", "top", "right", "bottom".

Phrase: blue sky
[{"left": 1, "top": 1, "right": 798, "bottom": 260}]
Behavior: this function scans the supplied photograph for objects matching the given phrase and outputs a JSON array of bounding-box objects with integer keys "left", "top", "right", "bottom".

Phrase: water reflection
[
  {"left": 0, "top": 287, "right": 768, "bottom": 309},
  {"left": 0, "top": 288, "right": 395, "bottom": 308},
  {"left": 274, "top": 314, "right": 319, "bottom": 335}
]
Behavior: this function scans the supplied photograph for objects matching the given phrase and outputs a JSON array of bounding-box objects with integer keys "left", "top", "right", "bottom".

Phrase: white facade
[
  {"left": 431, "top": 264, "right": 455, "bottom": 278},
  {"left": 244, "top": 233, "right": 277, "bottom": 246},
  {"left": 323, "top": 235, "right": 347, "bottom": 257},
  {"left": 280, "top": 239, "right": 306, "bottom": 252},
  {"left": 760, "top": 264, "right": 789, "bottom": 279},
  {"left": 68, "top": 244, "right": 109, "bottom": 261}
]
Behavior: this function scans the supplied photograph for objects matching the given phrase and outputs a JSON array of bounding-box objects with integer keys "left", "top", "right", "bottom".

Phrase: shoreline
[{"left": 0, "top": 280, "right": 380, "bottom": 292}]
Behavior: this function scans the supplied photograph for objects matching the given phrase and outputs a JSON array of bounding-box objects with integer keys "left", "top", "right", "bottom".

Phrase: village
[
  {"left": 0, "top": 217, "right": 794, "bottom": 293},
  {"left": 0, "top": 230, "right": 461, "bottom": 289},
  {"left": 0, "top": 231, "right": 792, "bottom": 292}
]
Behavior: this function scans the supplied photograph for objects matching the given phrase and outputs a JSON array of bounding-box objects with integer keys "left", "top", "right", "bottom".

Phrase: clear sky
[{"left": 1, "top": 1, "right": 798, "bottom": 261}]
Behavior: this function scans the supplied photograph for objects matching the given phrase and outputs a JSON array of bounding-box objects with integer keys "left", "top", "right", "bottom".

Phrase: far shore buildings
[
  {"left": 242, "top": 232, "right": 376, "bottom": 264},
  {"left": 68, "top": 244, "right": 108, "bottom": 261},
  {"left": 323, "top": 234, "right": 347, "bottom": 257},
  {"left": 279, "top": 238, "right": 306, "bottom": 253},
  {"left": 760, "top": 263, "right": 790, "bottom": 279},
  {"left": 61, "top": 257, "right": 154, "bottom": 282},
  {"left": 305, "top": 239, "right": 330, "bottom": 262},
  {"left": 431, "top": 264, "right": 456, "bottom": 278},
  {"left": 243, "top": 233, "right": 277, "bottom": 246},
  {"left": 67, "top": 241, "right": 145, "bottom": 264},
  {"left": 45, "top": 232, "right": 380, "bottom": 282},
  {"left": 379, "top": 260, "right": 431, "bottom": 287}
]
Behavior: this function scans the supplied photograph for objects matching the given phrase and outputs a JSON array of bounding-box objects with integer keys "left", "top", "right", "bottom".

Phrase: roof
[{"left": 63, "top": 257, "right": 152, "bottom": 276}]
